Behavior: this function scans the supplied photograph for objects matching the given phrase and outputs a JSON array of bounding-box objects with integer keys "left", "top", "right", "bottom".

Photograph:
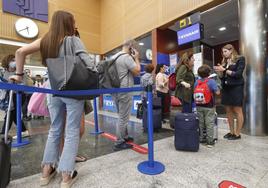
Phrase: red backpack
[
  {"left": 193, "top": 79, "right": 212, "bottom": 104},
  {"left": 169, "top": 73, "right": 176, "bottom": 91}
]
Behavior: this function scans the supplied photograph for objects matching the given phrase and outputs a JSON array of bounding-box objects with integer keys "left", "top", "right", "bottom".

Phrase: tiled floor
[
  {"left": 0, "top": 111, "right": 174, "bottom": 180},
  {"left": 2, "top": 110, "right": 268, "bottom": 188},
  {"left": 8, "top": 129, "right": 268, "bottom": 188}
]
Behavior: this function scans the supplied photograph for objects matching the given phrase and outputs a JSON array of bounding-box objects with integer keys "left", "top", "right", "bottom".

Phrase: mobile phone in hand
[{"left": 129, "top": 48, "right": 135, "bottom": 56}]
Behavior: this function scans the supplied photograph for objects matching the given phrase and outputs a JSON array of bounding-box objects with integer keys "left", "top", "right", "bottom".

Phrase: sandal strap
[{"left": 71, "top": 170, "right": 78, "bottom": 179}]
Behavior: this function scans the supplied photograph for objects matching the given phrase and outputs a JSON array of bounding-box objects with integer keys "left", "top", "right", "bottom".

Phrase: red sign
[{"left": 218, "top": 180, "right": 246, "bottom": 188}]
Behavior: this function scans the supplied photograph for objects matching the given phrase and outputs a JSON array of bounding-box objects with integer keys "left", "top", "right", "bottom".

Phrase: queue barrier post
[
  {"left": 12, "top": 92, "right": 30, "bottom": 148},
  {"left": 137, "top": 85, "right": 165, "bottom": 175},
  {"left": 90, "top": 97, "right": 104, "bottom": 135}
]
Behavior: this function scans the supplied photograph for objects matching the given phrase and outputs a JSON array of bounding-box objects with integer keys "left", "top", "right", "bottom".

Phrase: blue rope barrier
[
  {"left": 0, "top": 82, "right": 143, "bottom": 96},
  {"left": 0, "top": 82, "right": 165, "bottom": 175}
]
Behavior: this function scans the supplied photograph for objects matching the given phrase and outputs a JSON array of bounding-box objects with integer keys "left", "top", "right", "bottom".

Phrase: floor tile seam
[{"left": 254, "top": 170, "right": 268, "bottom": 188}]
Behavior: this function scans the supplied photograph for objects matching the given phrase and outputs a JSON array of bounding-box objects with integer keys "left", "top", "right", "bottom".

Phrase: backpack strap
[
  {"left": 113, "top": 52, "right": 128, "bottom": 62},
  {"left": 198, "top": 78, "right": 209, "bottom": 84},
  {"left": 114, "top": 53, "right": 132, "bottom": 85}
]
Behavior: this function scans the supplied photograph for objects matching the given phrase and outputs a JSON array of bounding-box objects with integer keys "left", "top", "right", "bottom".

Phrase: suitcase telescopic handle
[{"left": 4, "top": 81, "right": 15, "bottom": 144}]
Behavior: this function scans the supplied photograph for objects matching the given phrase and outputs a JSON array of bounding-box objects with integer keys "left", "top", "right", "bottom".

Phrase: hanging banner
[{"left": 169, "top": 54, "right": 178, "bottom": 74}]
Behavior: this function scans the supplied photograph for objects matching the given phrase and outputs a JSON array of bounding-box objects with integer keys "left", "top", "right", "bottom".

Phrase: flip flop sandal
[{"left": 75, "top": 155, "right": 87, "bottom": 163}]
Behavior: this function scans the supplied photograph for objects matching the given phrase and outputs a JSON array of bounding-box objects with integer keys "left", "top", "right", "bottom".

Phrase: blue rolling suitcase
[{"left": 174, "top": 113, "right": 199, "bottom": 152}]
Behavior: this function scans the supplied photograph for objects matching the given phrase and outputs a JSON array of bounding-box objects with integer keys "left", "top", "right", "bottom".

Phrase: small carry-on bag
[
  {"left": 0, "top": 90, "right": 13, "bottom": 188},
  {"left": 174, "top": 113, "right": 199, "bottom": 152}
]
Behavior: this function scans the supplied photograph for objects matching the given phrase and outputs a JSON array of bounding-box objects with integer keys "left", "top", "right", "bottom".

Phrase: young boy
[{"left": 194, "top": 65, "right": 220, "bottom": 148}]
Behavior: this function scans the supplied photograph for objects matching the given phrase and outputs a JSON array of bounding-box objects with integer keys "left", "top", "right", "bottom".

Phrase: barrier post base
[
  {"left": 12, "top": 139, "right": 30, "bottom": 148},
  {"left": 138, "top": 161, "right": 165, "bottom": 175},
  {"left": 90, "top": 130, "right": 104, "bottom": 135}
]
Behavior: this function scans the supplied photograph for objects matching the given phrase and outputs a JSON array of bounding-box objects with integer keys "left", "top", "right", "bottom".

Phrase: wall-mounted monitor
[{"left": 177, "top": 23, "right": 203, "bottom": 46}]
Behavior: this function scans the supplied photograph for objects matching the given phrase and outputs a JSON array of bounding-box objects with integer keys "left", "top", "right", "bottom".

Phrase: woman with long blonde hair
[{"left": 214, "top": 44, "right": 245, "bottom": 140}]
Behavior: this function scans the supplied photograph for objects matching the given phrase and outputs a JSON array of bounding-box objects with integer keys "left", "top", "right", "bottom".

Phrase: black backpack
[{"left": 97, "top": 53, "right": 127, "bottom": 88}]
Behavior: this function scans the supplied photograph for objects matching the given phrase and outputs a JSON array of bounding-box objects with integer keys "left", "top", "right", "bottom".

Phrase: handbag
[
  {"left": 171, "top": 96, "right": 181, "bottom": 107},
  {"left": 46, "top": 37, "right": 99, "bottom": 100},
  {"left": 84, "top": 100, "right": 93, "bottom": 115},
  {"left": 28, "top": 82, "right": 50, "bottom": 116}
]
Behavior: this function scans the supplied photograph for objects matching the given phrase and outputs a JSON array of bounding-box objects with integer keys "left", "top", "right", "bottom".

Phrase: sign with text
[
  {"left": 169, "top": 54, "right": 178, "bottom": 74},
  {"left": 177, "top": 12, "right": 201, "bottom": 30},
  {"left": 218, "top": 180, "right": 246, "bottom": 188},
  {"left": 177, "top": 23, "right": 203, "bottom": 46},
  {"left": 193, "top": 52, "right": 203, "bottom": 75}
]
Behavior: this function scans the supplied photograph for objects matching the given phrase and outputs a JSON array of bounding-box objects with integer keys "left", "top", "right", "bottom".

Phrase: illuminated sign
[
  {"left": 177, "top": 23, "right": 203, "bottom": 45},
  {"left": 177, "top": 12, "right": 200, "bottom": 30}
]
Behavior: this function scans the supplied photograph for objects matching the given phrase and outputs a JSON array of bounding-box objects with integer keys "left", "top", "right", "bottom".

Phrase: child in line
[{"left": 194, "top": 65, "right": 220, "bottom": 148}]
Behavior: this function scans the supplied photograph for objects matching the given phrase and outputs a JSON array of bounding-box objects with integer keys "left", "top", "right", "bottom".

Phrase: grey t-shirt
[
  {"left": 58, "top": 36, "right": 96, "bottom": 71},
  {"left": 113, "top": 52, "right": 136, "bottom": 87},
  {"left": 47, "top": 36, "right": 96, "bottom": 91}
]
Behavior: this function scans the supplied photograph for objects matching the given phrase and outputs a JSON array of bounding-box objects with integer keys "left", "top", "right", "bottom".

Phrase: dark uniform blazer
[{"left": 222, "top": 56, "right": 245, "bottom": 87}]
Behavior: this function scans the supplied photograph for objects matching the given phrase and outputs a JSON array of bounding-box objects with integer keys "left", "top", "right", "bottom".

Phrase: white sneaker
[{"left": 13, "top": 130, "right": 30, "bottom": 140}]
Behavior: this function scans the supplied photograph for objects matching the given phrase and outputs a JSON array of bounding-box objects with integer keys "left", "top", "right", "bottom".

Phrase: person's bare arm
[
  {"left": 11, "top": 39, "right": 41, "bottom": 82},
  {"left": 215, "top": 90, "right": 220, "bottom": 95}
]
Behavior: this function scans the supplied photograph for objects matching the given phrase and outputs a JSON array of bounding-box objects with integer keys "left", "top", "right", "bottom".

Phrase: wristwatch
[{"left": 15, "top": 73, "right": 24, "bottom": 76}]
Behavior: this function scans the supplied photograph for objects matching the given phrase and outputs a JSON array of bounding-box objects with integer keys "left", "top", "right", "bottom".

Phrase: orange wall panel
[
  {"left": 0, "top": 0, "right": 100, "bottom": 54},
  {"left": 1, "top": 0, "right": 222, "bottom": 54},
  {"left": 100, "top": 0, "right": 216, "bottom": 54}
]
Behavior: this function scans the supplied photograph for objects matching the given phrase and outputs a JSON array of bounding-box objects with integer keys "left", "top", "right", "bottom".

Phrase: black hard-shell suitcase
[
  {"left": 142, "top": 97, "right": 162, "bottom": 131},
  {"left": 142, "top": 107, "right": 162, "bottom": 132},
  {"left": 0, "top": 90, "right": 13, "bottom": 188},
  {"left": 174, "top": 113, "right": 199, "bottom": 152},
  {"left": 142, "top": 97, "right": 162, "bottom": 109}
]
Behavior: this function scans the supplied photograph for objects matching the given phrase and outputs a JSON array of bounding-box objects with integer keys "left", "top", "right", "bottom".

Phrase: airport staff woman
[{"left": 214, "top": 44, "right": 245, "bottom": 140}]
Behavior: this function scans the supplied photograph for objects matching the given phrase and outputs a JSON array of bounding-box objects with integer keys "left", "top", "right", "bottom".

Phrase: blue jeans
[{"left": 42, "top": 96, "right": 84, "bottom": 173}]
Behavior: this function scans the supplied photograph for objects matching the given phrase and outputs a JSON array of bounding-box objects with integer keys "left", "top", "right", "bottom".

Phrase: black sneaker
[
  {"left": 228, "top": 134, "right": 241, "bottom": 140},
  {"left": 23, "top": 116, "right": 32, "bottom": 121},
  {"left": 223, "top": 132, "right": 233, "bottom": 139},
  {"left": 200, "top": 140, "right": 207, "bottom": 144},
  {"left": 124, "top": 137, "right": 134, "bottom": 142},
  {"left": 113, "top": 142, "right": 133, "bottom": 151}
]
